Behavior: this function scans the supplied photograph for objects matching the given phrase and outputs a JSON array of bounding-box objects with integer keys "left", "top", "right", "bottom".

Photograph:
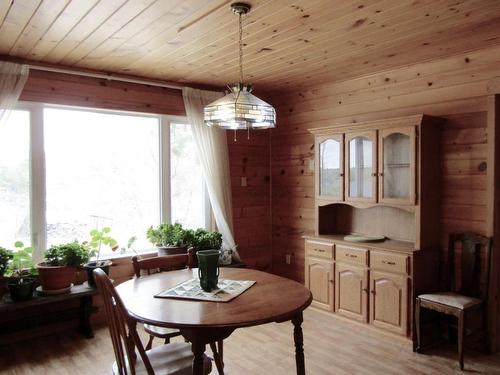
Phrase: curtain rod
[{"left": 27, "top": 64, "right": 184, "bottom": 91}]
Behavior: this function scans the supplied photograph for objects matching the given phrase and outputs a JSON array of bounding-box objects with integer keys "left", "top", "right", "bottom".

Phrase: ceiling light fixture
[{"left": 203, "top": 2, "right": 276, "bottom": 140}]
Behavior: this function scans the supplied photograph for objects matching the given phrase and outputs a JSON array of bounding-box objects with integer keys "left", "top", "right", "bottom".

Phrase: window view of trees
[
  {"left": 44, "top": 108, "right": 161, "bottom": 252},
  {"left": 0, "top": 111, "right": 31, "bottom": 246},
  {"left": 0, "top": 106, "right": 206, "bottom": 256},
  {"left": 170, "top": 123, "right": 205, "bottom": 229}
]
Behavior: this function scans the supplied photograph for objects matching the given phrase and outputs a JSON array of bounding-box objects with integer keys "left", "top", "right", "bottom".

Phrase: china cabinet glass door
[
  {"left": 317, "top": 135, "right": 343, "bottom": 200},
  {"left": 345, "top": 131, "right": 377, "bottom": 202},
  {"left": 378, "top": 126, "right": 415, "bottom": 205}
]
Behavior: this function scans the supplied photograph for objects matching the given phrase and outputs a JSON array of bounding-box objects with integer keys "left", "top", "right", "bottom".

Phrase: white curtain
[
  {"left": 182, "top": 87, "right": 240, "bottom": 262},
  {"left": 0, "top": 62, "right": 29, "bottom": 126}
]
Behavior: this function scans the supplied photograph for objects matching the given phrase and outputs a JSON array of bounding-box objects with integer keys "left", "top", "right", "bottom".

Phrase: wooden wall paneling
[
  {"left": 227, "top": 131, "right": 272, "bottom": 271},
  {"left": 7, "top": 0, "right": 70, "bottom": 58},
  {"left": 99, "top": 0, "right": 278, "bottom": 74},
  {"left": 185, "top": 0, "right": 404, "bottom": 81},
  {"left": 19, "top": 70, "right": 185, "bottom": 115},
  {"left": 270, "top": 46, "right": 497, "bottom": 284},
  {"left": 246, "top": 0, "right": 499, "bottom": 85},
  {"left": 26, "top": 0, "right": 100, "bottom": 61},
  {"left": 0, "top": 0, "right": 42, "bottom": 55},
  {"left": 486, "top": 93, "right": 500, "bottom": 352},
  {"left": 84, "top": 0, "right": 211, "bottom": 72}
]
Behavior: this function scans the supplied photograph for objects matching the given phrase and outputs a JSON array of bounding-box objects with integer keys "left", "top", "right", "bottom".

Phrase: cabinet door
[
  {"left": 345, "top": 131, "right": 377, "bottom": 203},
  {"left": 335, "top": 263, "right": 368, "bottom": 322},
  {"left": 305, "top": 257, "right": 334, "bottom": 311},
  {"left": 378, "top": 126, "right": 416, "bottom": 205},
  {"left": 316, "top": 135, "right": 344, "bottom": 200},
  {"left": 369, "top": 270, "right": 408, "bottom": 336}
]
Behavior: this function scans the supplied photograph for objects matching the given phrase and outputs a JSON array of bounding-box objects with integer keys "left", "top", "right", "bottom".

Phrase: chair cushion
[
  {"left": 113, "top": 342, "right": 212, "bottom": 375},
  {"left": 418, "top": 292, "right": 482, "bottom": 310},
  {"left": 144, "top": 323, "right": 182, "bottom": 338}
]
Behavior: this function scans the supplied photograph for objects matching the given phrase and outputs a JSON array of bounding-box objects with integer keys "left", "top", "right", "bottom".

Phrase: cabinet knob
[
  {"left": 371, "top": 173, "right": 377, "bottom": 177},
  {"left": 329, "top": 280, "right": 334, "bottom": 284},
  {"left": 339, "top": 173, "right": 344, "bottom": 177},
  {"left": 362, "top": 288, "right": 368, "bottom": 293},
  {"left": 379, "top": 172, "right": 384, "bottom": 177},
  {"left": 370, "top": 290, "right": 376, "bottom": 294}
]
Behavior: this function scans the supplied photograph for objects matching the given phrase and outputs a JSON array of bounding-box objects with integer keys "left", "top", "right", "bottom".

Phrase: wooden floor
[{"left": 2, "top": 308, "right": 500, "bottom": 375}]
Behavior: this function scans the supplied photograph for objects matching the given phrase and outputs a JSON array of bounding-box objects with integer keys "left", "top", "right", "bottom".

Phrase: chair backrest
[
  {"left": 93, "top": 268, "right": 155, "bottom": 375},
  {"left": 448, "top": 232, "right": 493, "bottom": 301},
  {"left": 132, "top": 251, "right": 193, "bottom": 278}
]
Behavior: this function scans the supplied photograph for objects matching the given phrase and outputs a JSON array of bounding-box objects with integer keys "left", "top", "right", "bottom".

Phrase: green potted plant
[
  {"left": 0, "top": 246, "right": 14, "bottom": 297},
  {"left": 5, "top": 242, "right": 37, "bottom": 301},
  {"left": 186, "top": 228, "right": 224, "bottom": 265},
  {"left": 37, "top": 241, "right": 90, "bottom": 291},
  {"left": 146, "top": 223, "right": 188, "bottom": 256},
  {"left": 84, "top": 227, "right": 118, "bottom": 287},
  {"left": 188, "top": 228, "right": 223, "bottom": 252}
]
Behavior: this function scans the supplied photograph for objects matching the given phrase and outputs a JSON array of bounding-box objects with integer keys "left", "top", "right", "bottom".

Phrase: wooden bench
[{"left": 0, "top": 283, "right": 97, "bottom": 342}]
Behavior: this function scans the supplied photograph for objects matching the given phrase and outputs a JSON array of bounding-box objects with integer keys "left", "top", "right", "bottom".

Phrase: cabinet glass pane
[
  {"left": 319, "top": 139, "right": 341, "bottom": 197},
  {"left": 349, "top": 137, "right": 373, "bottom": 198},
  {"left": 383, "top": 133, "right": 410, "bottom": 199}
]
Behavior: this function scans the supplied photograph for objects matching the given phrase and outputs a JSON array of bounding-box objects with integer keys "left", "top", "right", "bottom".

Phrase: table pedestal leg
[
  {"left": 192, "top": 341, "right": 206, "bottom": 375},
  {"left": 292, "top": 312, "right": 305, "bottom": 375}
]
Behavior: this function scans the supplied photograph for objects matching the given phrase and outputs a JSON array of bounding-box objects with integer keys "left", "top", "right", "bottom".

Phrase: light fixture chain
[{"left": 238, "top": 12, "right": 243, "bottom": 83}]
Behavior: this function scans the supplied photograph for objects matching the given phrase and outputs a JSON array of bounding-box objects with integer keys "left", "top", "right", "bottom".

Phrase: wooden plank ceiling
[{"left": 0, "top": 0, "right": 500, "bottom": 91}]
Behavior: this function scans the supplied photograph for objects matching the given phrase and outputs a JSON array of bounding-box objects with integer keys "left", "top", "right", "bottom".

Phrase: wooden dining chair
[
  {"left": 132, "top": 253, "right": 225, "bottom": 374},
  {"left": 93, "top": 268, "right": 212, "bottom": 375},
  {"left": 415, "top": 232, "right": 492, "bottom": 370}
]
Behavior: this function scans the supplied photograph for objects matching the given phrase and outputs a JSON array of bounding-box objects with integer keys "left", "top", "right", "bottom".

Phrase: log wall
[{"left": 269, "top": 44, "right": 500, "bottom": 350}]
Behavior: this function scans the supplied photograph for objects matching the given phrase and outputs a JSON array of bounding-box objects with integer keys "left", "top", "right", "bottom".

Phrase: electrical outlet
[
  {"left": 285, "top": 253, "right": 291, "bottom": 265},
  {"left": 241, "top": 176, "right": 247, "bottom": 187}
]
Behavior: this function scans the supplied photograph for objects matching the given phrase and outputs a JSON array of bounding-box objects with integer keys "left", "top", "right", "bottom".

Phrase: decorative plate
[{"left": 343, "top": 234, "right": 386, "bottom": 243}]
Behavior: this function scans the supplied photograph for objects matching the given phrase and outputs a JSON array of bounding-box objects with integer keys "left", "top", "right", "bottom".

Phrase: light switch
[{"left": 241, "top": 177, "right": 247, "bottom": 187}]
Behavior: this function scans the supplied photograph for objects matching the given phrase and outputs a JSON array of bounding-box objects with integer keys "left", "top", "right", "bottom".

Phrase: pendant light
[{"left": 204, "top": 2, "right": 276, "bottom": 138}]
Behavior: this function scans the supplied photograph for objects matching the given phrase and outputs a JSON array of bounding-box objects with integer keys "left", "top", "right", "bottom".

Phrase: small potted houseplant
[
  {"left": 0, "top": 246, "right": 14, "bottom": 296},
  {"left": 37, "top": 241, "right": 89, "bottom": 291},
  {"left": 84, "top": 227, "right": 118, "bottom": 287},
  {"left": 186, "top": 228, "right": 223, "bottom": 266},
  {"left": 5, "top": 242, "right": 37, "bottom": 301},
  {"left": 146, "top": 223, "right": 188, "bottom": 256}
]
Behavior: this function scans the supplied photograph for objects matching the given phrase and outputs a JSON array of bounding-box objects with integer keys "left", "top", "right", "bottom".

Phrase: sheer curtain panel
[
  {"left": 182, "top": 87, "right": 240, "bottom": 262},
  {"left": 0, "top": 62, "right": 29, "bottom": 125}
]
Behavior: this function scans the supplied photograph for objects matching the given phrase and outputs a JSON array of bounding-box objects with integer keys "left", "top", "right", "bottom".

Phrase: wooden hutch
[{"left": 304, "top": 114, "right": 445, "bottom": 344}]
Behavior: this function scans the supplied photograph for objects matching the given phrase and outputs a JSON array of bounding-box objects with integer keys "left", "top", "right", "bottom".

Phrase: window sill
[{"left": 95, "top": 248, "right": 158, "bottom": 264}]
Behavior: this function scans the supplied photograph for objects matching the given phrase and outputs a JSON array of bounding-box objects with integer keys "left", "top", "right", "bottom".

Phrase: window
[
  {"left": 0, "top": 111, "right": 31, "bottom": 246},
  {"left": 1, "top": 104, "right": 207, "bottom": 258},
  {"left": 170, "top": 122, "right": 205, "bottom": 229}
]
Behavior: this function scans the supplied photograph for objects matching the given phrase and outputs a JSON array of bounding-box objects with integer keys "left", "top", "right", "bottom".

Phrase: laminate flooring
[{"left": 1, "top": 308, "right": 500, "bottom": 374}]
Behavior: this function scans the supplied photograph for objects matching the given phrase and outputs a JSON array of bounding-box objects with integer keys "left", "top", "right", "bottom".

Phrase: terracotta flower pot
[
  {"left": 157, "top": 245, "right": 187, "bottom": 256},
  {"left": 37, "top": 263, "right": 76, "bottom": 290}
]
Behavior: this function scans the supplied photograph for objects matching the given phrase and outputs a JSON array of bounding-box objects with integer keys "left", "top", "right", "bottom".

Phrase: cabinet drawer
[
  {"left": 335, "top": 246, "right": 368, "bottom": 266},
  {"left": 370, "top": 251, "right": 409, "bottom": 274},
  {"left": 305, "top": 240, "right": 334, "bottom": 259}
]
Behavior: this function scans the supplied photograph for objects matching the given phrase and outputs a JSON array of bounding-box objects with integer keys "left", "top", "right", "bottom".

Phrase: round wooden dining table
[{"left": 115, "top": 267, "right": 312, "bottom": 375}]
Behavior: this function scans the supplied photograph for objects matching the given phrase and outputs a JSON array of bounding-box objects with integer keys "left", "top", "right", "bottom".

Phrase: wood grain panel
[
  {"left": 19, "top": 69, "right": 185, "bottom": 115},
  {"left": 1, "top": 1, "right": 499, "bottom": 90},
  {"left": 227, "top": 131, "right": 271, "bottom": 271},
  {"left": 270, "top": 46, "right": 497, "bottom": 285}
]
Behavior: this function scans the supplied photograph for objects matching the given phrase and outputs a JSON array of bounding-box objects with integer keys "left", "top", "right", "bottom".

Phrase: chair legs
[
  {"left": 209, "top": 340, "right": 224, "bottom": 374},
  {"left": 458, "top": 311, "right": 465, "bottom": 371},
  {"left": 415, "top": 298, "right": 421, "bottom": 353},
  {"left": 146, "top": 335, "right": 154, "bottom": 351}
]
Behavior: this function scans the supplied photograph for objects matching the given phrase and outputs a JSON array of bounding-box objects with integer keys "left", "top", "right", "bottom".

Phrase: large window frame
[{"left": 12, "top": 101, "right": 209, "bottom": 262}]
